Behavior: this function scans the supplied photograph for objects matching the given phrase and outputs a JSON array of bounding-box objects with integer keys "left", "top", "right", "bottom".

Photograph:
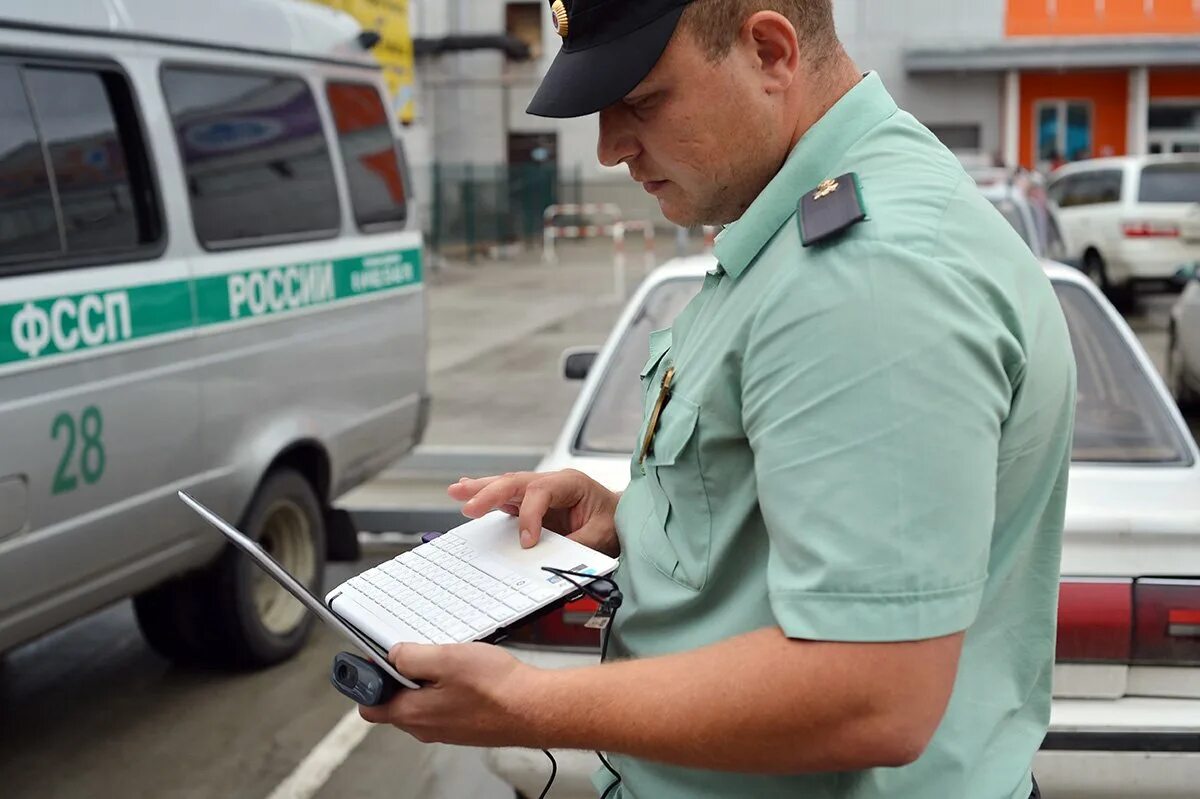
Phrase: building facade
[
  {"left": 907, "top": 0, "right": 1200, "bottom": 170},
  {"left": 404, "top": 1, "right": 1200, "bottom": 229}
]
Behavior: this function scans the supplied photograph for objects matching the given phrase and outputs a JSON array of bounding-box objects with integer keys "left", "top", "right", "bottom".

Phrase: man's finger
[
  {"left": 460, "top": 473, "right": 536, "bottom": 518},
  {"left": 447, "top": 475, "right": 512, "bottom": 503},
  {"left": 517, "top": 480, "right": 565, "bottom": 548},
  {"left": 446, "top": 475, "right": 504, "bottom": 501},
  {"left": 388, "top": 642, "right": 449, "bottom": 682},
  {"left": 358, "top": 701, "right": 392, "bottom": 725}
]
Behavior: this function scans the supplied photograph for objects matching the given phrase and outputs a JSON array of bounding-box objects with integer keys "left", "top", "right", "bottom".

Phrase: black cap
[{"left": 527, "top": 0, "right": 693, "bottom": 118}]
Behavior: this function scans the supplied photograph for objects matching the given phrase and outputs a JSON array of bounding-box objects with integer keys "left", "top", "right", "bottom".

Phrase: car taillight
[
  {"left": 1133, "top": 579, "right": 1200, "bottom": 666},
  {"left": 501, "top": 596, "right": 602, "bottom": 651},
  {"left": 1056, "top": 578, "right": 1200, "bottom": 666},
  {"left": 1123, "top": 221, "right": 1180, "bottom": 238},
  {"left": 511, "top": 579, "right": 1200, "bottom": 661},
  {"left": 1057, "top": 579, "right": 1133, "bottom": 662}
]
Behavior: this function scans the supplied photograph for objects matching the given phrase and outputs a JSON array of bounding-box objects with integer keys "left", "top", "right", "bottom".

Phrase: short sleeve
[{"left": 742, "top": 241, "right": 1021, "bottom": 642}]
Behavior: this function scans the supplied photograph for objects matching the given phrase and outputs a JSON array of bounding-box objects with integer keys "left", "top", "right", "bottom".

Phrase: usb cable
[{"left": 535, "top": 567, "right": 623, "bottom": 799}]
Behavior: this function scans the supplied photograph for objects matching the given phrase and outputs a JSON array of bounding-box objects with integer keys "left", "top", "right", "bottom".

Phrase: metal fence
[{"left": 424, "top": 163, "right": 584, "bottom": 259}]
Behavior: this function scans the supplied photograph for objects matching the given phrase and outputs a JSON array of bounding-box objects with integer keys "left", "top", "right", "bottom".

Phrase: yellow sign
[{"left": 308, "top": 0, "right": 416, "bottom": 124}]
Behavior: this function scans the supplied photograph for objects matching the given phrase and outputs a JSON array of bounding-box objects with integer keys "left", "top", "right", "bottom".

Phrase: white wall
[{"left": 835, "top": 0, "right": 1008, "bottom": 159}]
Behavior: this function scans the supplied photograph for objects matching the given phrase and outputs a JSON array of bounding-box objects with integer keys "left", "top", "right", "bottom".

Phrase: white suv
[{"left": 1047, "top": 156, "right": 1200, "bottom": 304}]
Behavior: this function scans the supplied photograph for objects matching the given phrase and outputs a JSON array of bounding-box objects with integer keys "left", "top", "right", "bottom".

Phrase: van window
[
  {"left": 1091, "top": 170, "right": 1123, "bottom": 203},
  {"left": 1047, "top": 175, "right": 1071, "bottom": 206},
  {"left": 326, "top": 82, "right": 407, "bottom": 229},
  {"left": 1056, "top": 170, "right": 1122, "bottom": 208},
  {"left": 1139, "top": 162, "right": 1200, "bottom": 204},
  {"left": 1057, "top": 175, "right": 1092, "bottom": 207},
  {"left": 25, "top": 69, "right": 143, "bottom": 253},
  {"left": 0, "top": 65, "right": 58, "bottom": 260},
  {"left": 161, "top": 67, "right": 340, "bottom": 248},
  {"left": 0, "top": 62, "right": 160, "bottom": 270}
]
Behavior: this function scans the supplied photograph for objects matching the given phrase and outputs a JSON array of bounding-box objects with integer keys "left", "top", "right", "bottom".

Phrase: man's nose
[{"left": 597, "top": 106, "right": 639, "bottom": 169}]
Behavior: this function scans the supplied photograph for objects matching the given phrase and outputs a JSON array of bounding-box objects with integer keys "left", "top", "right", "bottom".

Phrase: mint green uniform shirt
[{"left": 597, "top": 73, "right": 1076, "bottom": 799}]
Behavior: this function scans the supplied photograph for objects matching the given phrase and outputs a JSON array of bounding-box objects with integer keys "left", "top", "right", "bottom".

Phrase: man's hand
[
  {"left": 358, "top": 643, "right": 542, "bottom": 747},
  {"left": 448, "top": 469, "right": 621, "bottom": 556}
]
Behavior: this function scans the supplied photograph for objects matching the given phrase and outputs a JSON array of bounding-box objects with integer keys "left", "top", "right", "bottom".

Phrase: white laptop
[{"left": 178, "top": 491, "right": 619, "bottom": 690}]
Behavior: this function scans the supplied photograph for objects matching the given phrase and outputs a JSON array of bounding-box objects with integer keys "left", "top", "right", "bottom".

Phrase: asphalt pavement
[
  {"left": 0, "top": 238, "right": 661, "bottom": 799},
  {"left": 1, "top": 241, "right": 1193, "bottom": 799}
]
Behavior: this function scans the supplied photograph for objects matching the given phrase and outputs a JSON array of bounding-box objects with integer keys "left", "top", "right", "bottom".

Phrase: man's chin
[{"left": 657, "top": 199, "right": 701, "bottom": 229}]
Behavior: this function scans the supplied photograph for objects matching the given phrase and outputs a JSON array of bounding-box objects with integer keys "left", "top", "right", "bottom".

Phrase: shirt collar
[{"left": 713, "top": 71, "right": 898, "bottom": 280}]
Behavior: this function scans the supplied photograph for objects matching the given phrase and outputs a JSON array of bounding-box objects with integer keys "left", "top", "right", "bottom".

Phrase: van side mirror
[{"left": 562, "top": 348, "right": 599, "bottom": 381}]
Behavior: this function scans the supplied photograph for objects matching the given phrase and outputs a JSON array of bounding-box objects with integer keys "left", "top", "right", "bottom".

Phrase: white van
[
  {"left": 1047, "top": 155, "right": 1200, "bottom": 304},
  {"left": 0, "top": 0, "right": 428, "bottom": 668}
]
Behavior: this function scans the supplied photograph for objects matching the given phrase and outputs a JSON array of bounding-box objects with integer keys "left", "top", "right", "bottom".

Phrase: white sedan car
[{"left": 486, "top": 257, "right": 1200, "bottom": 799}]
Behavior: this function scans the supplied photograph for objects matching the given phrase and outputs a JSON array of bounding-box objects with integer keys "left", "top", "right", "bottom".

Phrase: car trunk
[
  {"left": 1056, "top": 464, "right": 1200, "bottom": 701},
  {"left": 529, "top": 457, "right": 1200, "bottom": 704}
]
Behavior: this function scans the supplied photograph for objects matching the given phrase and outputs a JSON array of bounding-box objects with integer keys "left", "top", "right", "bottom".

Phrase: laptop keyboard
[{"left": 340, "top": 531, "right": 568, "bottom": 645}]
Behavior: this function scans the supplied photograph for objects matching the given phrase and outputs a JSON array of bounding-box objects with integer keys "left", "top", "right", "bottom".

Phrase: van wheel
[
  {"left": 135, "top": 469, "right": 326, "bottom": 669},
  {"left": 1084, "top": 250, "right": 1135, "bottom": 313},
  {"left": 1081, "top": 249, "right": 1108, "bottom": 290}
]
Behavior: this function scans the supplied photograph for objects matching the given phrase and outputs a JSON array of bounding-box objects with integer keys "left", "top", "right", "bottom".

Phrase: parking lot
[
  {"left": 1, "top": 238, "right": 1195, "bottom": 799},
  {"left": 0, "top": 240, "right": 667, "bottom": 799}
]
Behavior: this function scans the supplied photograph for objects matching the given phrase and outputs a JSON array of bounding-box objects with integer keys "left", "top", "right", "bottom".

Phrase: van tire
[
  {"left": 1084, "top": 250, "right": 1135, "bottom": 313},
  {"left": 135, "top": 469, "right": 326, "bottom": 669}
]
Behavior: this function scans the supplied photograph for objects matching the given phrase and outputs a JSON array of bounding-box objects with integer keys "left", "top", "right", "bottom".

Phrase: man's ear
[{"left": 741, "top": 11, "right": 800, "bottom": 95}]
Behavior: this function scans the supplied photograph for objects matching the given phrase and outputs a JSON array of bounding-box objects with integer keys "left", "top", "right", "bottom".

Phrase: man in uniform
[{"left": 360, "top": 2, "right": 1075, "bottom": 798}]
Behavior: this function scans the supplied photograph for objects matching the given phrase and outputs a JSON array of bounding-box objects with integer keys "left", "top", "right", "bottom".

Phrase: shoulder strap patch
[{"left": 798, "top": 172, "right": 867, "bottom": 247}]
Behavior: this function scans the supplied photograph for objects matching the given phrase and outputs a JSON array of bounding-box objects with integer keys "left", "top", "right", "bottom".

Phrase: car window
[
  {"left": 1054, "top": 283, "right": 1187, "bottom": 463},
  {"left": 161, "top": 67, "right": 340, "bottom": 248},
  {"left": 1138, "top": 162, "right": 1200, "bottom": 203},
  {"left": 1045, "top": 209, "right": 1069, "bottom": 263},
  {"left": 326, "top": 82, "right": 407, "bottom": 229},
  {"left": 575, "top": 278, "right": 701, "bottom": 453},
  {"left": 574, "top": 277, "right": 1189, "bottom": 465},
  {"left": 989, "top": 197, "right": 1032, "bottom": 250}
]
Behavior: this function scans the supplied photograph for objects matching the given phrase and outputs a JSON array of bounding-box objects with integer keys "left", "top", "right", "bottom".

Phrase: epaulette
[{"left": 799, "top": 173, "right": 867, "bottom": 247}]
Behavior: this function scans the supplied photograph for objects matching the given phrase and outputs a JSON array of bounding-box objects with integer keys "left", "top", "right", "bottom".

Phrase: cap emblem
[{"left": 552, "top": 0, "right": 569, "bottom": 38}]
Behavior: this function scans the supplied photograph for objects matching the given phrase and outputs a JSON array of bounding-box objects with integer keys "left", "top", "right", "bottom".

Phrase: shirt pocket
[{"left": 641, "top": 394, "right": 712, "bottom": 591}]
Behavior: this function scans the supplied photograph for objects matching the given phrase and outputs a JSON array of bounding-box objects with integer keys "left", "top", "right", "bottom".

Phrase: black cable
[
  {"left": 537, "top": 749, "right": 557, "bottom": 799},
  {"left": 597, "top": 619, "right": 622, "bottom": 792},
  {"left": 541, "top": 566, "right": 621, "bottom": 607},
  {"left": 537, "top": 563, "right": 624, "bottom": 791},
  {"left": 600, "top": 776, "right": 621, "bottom": 799}
]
